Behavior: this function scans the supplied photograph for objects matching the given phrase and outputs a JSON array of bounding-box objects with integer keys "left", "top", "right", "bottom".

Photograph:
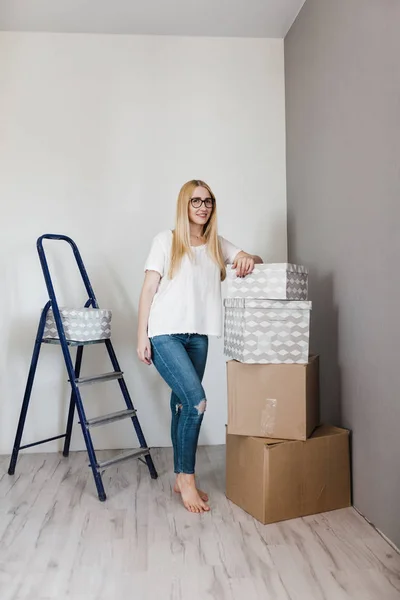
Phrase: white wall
[{"left": 0, "top": 32, "right": 287, "bottom": 453}]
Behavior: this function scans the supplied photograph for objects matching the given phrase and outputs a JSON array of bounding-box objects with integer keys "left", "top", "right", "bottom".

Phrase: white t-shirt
[{"left": 144, "top": 230, "right": 241, "bottom": 338}]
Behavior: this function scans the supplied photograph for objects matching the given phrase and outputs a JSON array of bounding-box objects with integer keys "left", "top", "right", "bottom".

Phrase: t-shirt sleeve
[
  {"left": 219, "top": 236, "right": 242, "bottom": 265},
  {"left": 144, "top": 235, "right": 166, "bottom": 276}
]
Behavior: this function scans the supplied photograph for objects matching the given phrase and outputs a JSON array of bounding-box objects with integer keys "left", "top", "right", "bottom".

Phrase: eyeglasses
[{"left": 190, "top": 197, "right": 214, "bottom": 209}]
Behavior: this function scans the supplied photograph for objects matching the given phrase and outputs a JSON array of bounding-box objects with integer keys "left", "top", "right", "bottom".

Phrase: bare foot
[
  {"left": 175, "top": 474, "right": 210, "bottom": 513},
  {"left": 173, "top": 481, "right": 209, "bottom": 502}
]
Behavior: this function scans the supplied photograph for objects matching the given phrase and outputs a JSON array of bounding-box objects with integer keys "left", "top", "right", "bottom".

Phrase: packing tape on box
[{"left": 261, "top": 398, "right": 277, "bottom": 436}]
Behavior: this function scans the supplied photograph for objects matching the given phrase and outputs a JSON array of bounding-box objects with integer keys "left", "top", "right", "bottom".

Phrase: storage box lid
[
  {"left": 227, "top": 262, "right": 308, "bottom": 274},
  {"left": 224, "top": 298, "right": 312, "bottom": 310}
]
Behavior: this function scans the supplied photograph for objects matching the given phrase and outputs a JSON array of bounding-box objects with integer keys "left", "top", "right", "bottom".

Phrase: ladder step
[
  {"left": 85, "top": 409, "right": 136, "bottom": 428},
  {"left": 97, "top": 447, "right": 150, "bottom": 470},
  {"left": 74, "top": 371, "right": 123, "bottom": 386}
]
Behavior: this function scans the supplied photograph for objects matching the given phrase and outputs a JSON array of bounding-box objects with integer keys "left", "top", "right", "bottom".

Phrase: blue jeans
[{"left": 150, "top": 334, "right": 209, "bottom": 474}]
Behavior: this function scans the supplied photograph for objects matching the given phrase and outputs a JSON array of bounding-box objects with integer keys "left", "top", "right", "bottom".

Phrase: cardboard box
[
  {"left": 224, "top": 298, "right": 311, "bottom": 364},
  {"left": 227, "top": 357, "right": 319, "bottom": 440},
  {"left": 226, "top": 425, "right": 351, "bottom": 525},
  {"left": 226, "top": 263, "right": 309, "bottom": 301}
]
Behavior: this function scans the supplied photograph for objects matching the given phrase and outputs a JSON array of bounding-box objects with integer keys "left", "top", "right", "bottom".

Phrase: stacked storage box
[
  {"left": 223, "top": 264, "right": 351, "bottom": 525},
  {"left": 224, "top": 263, "right": 310, "bottom": 364}
]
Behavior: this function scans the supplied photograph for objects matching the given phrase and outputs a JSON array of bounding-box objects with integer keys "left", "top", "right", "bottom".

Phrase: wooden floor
[{"left": 1, "top": 447, "right": 400, "bottom": 600}]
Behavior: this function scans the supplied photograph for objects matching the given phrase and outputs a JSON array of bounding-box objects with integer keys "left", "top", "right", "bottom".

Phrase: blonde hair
[{"left": 168, "top": 179, "right": 226, "bottom": 281}]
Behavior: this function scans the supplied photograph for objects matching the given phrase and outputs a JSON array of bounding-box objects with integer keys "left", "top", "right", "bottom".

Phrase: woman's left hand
[{"left": 232, "top": 255, "right": 255, "bottom": 278}]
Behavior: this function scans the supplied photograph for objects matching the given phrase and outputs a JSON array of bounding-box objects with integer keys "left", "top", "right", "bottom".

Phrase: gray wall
[{"left": 285, "top": 0, "right": 400, "bottom": 547}]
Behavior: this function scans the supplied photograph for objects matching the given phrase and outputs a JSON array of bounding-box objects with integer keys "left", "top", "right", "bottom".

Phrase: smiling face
[
  {"left": 170, "top": 178, "right": 225, "bottom": 279},
  {"left": 188, "top": 186, "right": 214, "bottom": 228}
]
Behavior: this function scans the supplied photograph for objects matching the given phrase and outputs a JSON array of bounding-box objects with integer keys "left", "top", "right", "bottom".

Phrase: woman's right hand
[{"left": 137, "top": 334, "right": 152, "bottom": 365}]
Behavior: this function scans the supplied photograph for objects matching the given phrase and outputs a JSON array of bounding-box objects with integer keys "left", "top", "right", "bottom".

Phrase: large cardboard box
[
  {"left": 226, "top": 425, "right": 351, "bottom": 525},
  {"left": 226, "top": 263, "right": 309, "bottom": 301},
  {"left": 227, "top": 357, "right": 319, "bottom": 440},
  {"left": 224, "top": 298, "right": 311, "bottom": 364}
]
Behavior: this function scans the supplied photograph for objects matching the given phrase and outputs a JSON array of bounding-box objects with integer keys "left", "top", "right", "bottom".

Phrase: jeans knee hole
[{"left": 195, "top": 399, "right": 207, "bottom": 415}]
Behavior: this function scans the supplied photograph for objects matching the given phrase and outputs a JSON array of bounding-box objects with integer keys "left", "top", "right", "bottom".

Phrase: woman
[{"left": 137, "top": 180, "right": 262, "bottom": 514}]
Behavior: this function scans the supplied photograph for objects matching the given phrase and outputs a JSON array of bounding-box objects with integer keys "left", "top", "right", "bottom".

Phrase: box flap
[
  {"left": 250, "top": 436, "right": 289, "bottom": 447},
  {"left": 258, "top": 424, "right": 348, "bottom": 445},
  {"left": 257, "top": 424, "right": 349, "bottom": 444},
  {"left": 310, "top": 424, "right": 349, "bottom": 439}
]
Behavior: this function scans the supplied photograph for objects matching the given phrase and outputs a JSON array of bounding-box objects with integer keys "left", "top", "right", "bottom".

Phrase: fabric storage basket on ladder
[
  {"left": 226, "top": 263, "right": 309, "bottom": 301},
  {"left": 44, "top": 307, "right": 112, "bottom": 342},
  {"left": 224, "top": 298, "right": 312, "bottom": 364}
]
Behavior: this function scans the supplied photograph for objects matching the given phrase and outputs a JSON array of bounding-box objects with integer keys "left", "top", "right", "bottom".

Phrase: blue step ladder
[{"left": 8, "top": 234, "right": 158, "bottom": 501}]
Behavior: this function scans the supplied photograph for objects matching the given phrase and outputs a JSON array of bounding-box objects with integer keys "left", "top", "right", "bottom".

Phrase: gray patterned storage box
[
  {"left": 224, "top": 298, "right": 311, "bottom": 364},
  {"left": 226, "top": 263, "right": 308, "bottom": 301},
  {"left": 44, "top": 307, "right": 112, "bottom": 342}
]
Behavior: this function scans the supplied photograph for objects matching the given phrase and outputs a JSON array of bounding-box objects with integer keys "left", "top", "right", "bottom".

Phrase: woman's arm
[
  {"left": 232, "top": 251, "right": 263, "bottom": 278},
  {"left": 137, "top": 270, "right": 161, "bottom": 365}
]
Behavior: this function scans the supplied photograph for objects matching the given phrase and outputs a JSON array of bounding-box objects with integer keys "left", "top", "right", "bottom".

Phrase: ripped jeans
[{"left": 150, "top": 334, "right": 208, "bottom": 474}]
